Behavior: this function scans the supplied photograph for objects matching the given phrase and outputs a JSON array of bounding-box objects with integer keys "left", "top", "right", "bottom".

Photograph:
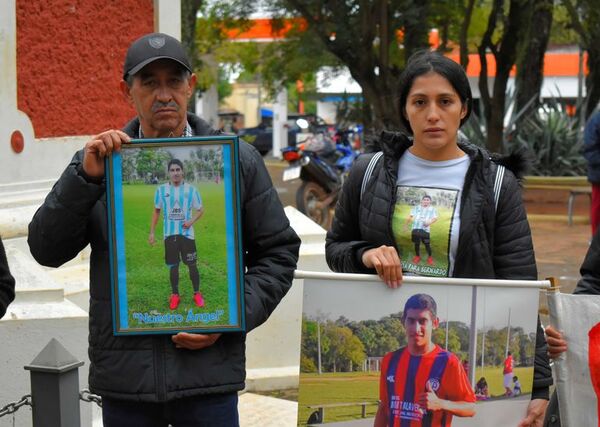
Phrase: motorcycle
[{"left": 282, "top": 133, "right": 358, "bottom": 228}]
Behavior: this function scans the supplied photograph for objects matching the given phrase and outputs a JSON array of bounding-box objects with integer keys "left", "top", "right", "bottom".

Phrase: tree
[
  {"left": 477, "top": 0, "right": 530, "bottom": 153},
  {"left": 562, "top": 0, "right": 600, "bottom": 119},
  {"left": 182, "top": 0, "right": 205, "bottom": 113},
  {"left": 323, "top": 323, "right": 365, "bottom": 372},
  {"left": 434, "top": 322, "right": 463, "bottom": 356},
  {"left": 515, "top": 0, "right": 554, "bottom": 119},
  {"left": 459, "top": 0, "right": 477, "bottom": 69},
  {"left": 271, "top": 0, "right": 433, "bottom": 131},
  {"left": 301, "top": 318, "right": 330, "bottom": 372}
]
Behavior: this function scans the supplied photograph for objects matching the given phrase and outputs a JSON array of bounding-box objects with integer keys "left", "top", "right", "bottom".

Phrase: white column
[
  {"left": 154, "top": 0, "right": 181, "bottom": 38},
  {"left": 272, "top": 87, "right": 288, "bottom": 158},
  {"left": 196, "top": 85, "right": 219, "bottom": 129},
  {"left": 0, "top": 0, "right": 35, "bottom": 184}
]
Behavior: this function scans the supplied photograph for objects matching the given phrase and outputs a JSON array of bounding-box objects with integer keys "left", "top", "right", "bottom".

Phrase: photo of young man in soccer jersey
[
  {"left": 374, "top": 294, "right": 476, "bottom": 427},
  {"left": 393, "top": 187, "right": 459, "bottom": 277},
  {"left": 149, "top": 158, "right": 205, "bottom": 310}
]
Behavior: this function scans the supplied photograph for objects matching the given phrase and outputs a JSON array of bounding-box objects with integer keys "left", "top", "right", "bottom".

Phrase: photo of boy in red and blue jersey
[{"left": 374, "top": 293, "right": 476, "bottom": 427}]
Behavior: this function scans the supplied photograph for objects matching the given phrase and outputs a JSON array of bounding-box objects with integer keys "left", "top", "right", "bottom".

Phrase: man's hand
[
  {"left": 183, "top": 221, "right": 192, "bottom": 229},
  {"left": 361, "top": 245, "right": 402, "bottom": 288},
  {"left": 83, "top": 130, "right": 131, "bottom": 178},
  {"left": 172, "top": 332, "right": 221, "bottom": 350},
  {"left": 517, "top": 399, "right": 548, "bottom": 427},
  {"left": 148, "top": 232, "right": 156, "bottom": 246},
  {"left": 417, "top": 382, "right": 444, "bottom": 412},
  {"left": 545, "top": 325, "right": 568, "bottom": 359}
]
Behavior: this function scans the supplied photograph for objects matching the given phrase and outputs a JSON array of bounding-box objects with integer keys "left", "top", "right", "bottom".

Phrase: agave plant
[
  {"left": 461, "top": 90, "right": 586, "bottom": 176},
  {"left": 509, "top": 102, "right": 586, "bottom": 176}
]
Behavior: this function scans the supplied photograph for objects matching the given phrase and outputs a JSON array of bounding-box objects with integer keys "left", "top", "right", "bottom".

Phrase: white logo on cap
[{"left": 149, "top": 36, "right": 166, "bottom": 49}]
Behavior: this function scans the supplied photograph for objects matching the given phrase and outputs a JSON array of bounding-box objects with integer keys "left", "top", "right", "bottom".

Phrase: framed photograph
[
  {"left": 296, "top": 273, "right": 548, "bottom": 427},
  {"left": 105, "top": 136, "right": 245, "bottom": 335}
]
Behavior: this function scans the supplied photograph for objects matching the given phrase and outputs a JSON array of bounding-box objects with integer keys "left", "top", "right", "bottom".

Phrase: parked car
[{"left": 237, "top": 114, "right": 335, "bottom": 156}]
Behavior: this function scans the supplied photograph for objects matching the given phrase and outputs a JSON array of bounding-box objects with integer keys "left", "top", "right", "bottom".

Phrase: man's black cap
[{"left": 123, "top": 33, "right": 192, "bottom": 80}]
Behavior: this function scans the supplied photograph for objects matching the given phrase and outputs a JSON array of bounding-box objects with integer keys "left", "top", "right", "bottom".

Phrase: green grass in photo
[
  {"left": 473, "top": 366, "right": 533, "bottom": 398},
  {"left": 297, "top": 372, "right": 380, "bottom": 426},
  {"left": 393, "top": 203, "right": 454, "bottom": 275},
  {"left": 122, "top": 182, "right": 231, "bottom": 329},
  {"left": 296, "top": 367, "right": 533, "bottom": 426}
]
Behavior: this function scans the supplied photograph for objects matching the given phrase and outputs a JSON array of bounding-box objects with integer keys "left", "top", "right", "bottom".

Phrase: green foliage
[
  {"left": 301, "top": 312, "right": 535, "bottom": 376},
  {"left": 298, "top": 372, "right": 379, "bottom": 426},
  {"left": 300, "top": 354, "right": 317, "bottom": 373},
  {"left": 461, "top": 91, "right": 586, "bottom": 176},
  {"left": 550, "top": 4, "right": 580, "bottom": 45},
  {"left": 509, "top": 102, "right": 586, "bottom": 176},
  {"left": 433, "top": 324, "right": 463, "bottom": 357},
  {"left": 297, "top": 367, "right": 533, "bottom": 426},
  {"left": 121, "top": 148, "right": 172, "bottom": 182}
]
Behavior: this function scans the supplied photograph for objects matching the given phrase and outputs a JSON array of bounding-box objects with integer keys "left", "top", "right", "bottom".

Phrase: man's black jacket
[{"left": 28, "top": 113, "right": 300, "bottom": 401}]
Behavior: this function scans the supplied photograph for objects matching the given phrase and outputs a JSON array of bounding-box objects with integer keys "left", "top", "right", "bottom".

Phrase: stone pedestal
[{"left": 245, "top": 206, "right": 330, "bottom": 391}]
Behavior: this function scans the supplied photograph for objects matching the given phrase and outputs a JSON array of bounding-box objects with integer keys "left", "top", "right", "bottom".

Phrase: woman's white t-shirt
[{"left": 392, "top": 149, "right": 470, "bottom": 277}]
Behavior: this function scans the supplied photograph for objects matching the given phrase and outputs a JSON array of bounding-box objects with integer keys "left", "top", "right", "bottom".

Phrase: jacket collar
[{"left": 122, "top": 113, "right": 218, "bottom": 138}]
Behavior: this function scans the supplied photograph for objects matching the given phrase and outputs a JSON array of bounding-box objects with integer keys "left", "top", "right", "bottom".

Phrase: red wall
[{"left": 17, "top": 0, "right": 154, "bottom": 138}]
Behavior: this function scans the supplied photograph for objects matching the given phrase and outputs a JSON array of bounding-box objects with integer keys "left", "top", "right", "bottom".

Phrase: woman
[
  {"left": 0, "top": 236, "right": 15, "bottom": 319},
  {"left": 326, "top": 51, "right": 551, "bottom": 426}
]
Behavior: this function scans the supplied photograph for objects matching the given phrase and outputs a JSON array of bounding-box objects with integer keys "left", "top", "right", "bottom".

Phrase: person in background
[
  {"left": 475, "top": 377, "right": 490, "bottom": 401},
  {"left": 513, "top": 376, "right": 522, "bottom": 396},
  {"left": 0, "top": 236, "right": 15, "bottom": 319},
  {"left": 504, "top": 351, "right": 514, "bottom": 396},
  {"left": 583, "top": 109, "right": 600, "bottom": 235}
]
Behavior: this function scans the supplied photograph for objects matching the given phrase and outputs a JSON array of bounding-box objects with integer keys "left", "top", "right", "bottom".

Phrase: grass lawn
[
  {"left": 296, "top": 366, "right": 533, "bottom": 426},
  {"left": 474, "top": 366, "right": 534, "bottom": 397},
  {"left": 121, "top": 182, "right": 232, "bottom": 329},
  {"left": 392, "top": 204, "right": 454, "bottom": 275},
  {"left": 297, "top": 372, "right": 379, "bottom": 426}
]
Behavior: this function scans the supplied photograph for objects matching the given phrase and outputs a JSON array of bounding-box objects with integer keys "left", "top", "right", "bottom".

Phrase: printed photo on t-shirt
[{"left": 393, "top": 186, "right": 459, "bottom": 277}]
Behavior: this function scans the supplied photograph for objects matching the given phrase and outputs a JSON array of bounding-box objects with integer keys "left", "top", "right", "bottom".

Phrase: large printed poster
[
  {"left": 547, "top": 291, "right": 600, "bottom": 426},
  {"left": 297, "top": 275, "right": 546, "bottom": 427}
]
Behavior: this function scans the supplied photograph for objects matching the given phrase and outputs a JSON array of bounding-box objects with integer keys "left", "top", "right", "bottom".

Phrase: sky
[{"left": 301, "top": 278, "right": 540, "bottom": 334}]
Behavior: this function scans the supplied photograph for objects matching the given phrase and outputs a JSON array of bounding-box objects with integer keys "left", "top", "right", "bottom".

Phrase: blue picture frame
[{"left": 105, "top": 136, "right": 245, "bottom": 335}]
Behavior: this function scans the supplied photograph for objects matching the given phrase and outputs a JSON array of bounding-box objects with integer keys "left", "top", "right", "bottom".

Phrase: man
[
  {"left": 504, "top": 351, "right": 514, "bottom": 396},
  {"left": 374, "top": 293, "right": 475, "bottom": 427},
  {"left": 27, "top": 32, "right": 300, "bottom": 426},
  {"left": 584, "top": 110, "right": 600, "bottom": 235},
  {"left": 149, "top": 158, "right": 204, "bottom": 310},
  {"left": 405, "top": 195, "right": 438, "bottom": 265},
  {"left": 0, "top": 236, "right": 15, "bottom": 319}
]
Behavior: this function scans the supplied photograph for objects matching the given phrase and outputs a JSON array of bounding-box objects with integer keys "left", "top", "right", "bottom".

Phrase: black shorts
[
  {"left": 164, "top": 235, "right": 197, "bottom": 266},
  {"left": 411, "top": 229, "right": 431, "bottom": 244}
]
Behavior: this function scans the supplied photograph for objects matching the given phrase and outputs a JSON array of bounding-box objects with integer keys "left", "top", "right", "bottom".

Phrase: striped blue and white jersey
[
  {"left": 409, "top": 205, "right": 438, "bottom": 232},
  {"left": 154, "top": 182, "right": 203, "bottom": 239}
]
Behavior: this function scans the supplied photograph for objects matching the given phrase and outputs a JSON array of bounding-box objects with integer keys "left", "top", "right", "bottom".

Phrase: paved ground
[
  {"left": 240, "top": 158, "right": 594, "bottom": 427},
  {"left": 239, "top": 392, "right": 299, "bottom": 427}
]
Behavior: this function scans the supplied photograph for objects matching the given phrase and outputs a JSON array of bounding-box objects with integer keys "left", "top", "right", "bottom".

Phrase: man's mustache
[{"left": 152, "top": 101, "right": 179, "bottom": 112}]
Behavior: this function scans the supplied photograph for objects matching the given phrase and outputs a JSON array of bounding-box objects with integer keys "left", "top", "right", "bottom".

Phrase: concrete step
[{"left": 0, "top": 179, "right": 54, "bottom": 207}]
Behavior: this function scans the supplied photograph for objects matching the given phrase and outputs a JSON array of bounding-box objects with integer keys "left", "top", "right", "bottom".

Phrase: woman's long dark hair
[{"left": 398, "top": 50, "right": 473, "bottom": 133}]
